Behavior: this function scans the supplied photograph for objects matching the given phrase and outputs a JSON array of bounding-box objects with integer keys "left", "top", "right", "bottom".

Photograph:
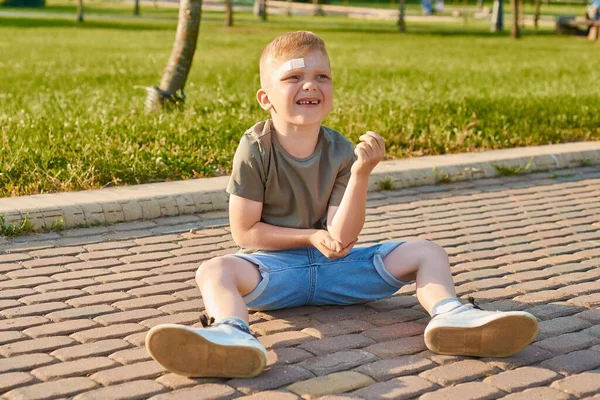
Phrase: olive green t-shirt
[{"left": 226, "top": 119, "right": 357, "bottom": 231}]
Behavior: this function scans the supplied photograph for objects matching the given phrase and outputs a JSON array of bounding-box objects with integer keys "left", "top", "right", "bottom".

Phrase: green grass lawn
[{"left": 1, "top": 4, "right": 599, "bottom": 197}]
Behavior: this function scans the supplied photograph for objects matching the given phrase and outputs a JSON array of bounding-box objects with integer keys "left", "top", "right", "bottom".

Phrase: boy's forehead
[{"left": 267, "top": 50, "right": 330, "bottom": 72}]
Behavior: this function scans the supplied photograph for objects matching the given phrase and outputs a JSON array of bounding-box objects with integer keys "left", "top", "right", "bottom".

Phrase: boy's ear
[{"left": 256, "top": 88, "right": 273, "bottom": 111}]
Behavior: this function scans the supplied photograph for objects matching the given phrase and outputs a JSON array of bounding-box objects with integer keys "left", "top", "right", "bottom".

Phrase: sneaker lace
[
  {"left": 199, "top": 311, "right": 215, "bottom": 328},
  {"left": 468, "top": 296, "right": 483, "bottom": 310}
]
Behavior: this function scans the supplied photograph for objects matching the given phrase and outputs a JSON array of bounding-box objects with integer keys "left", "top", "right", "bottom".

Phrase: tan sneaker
[
  {"left": 145, "top": 319, "right": 267, "bottom": 378},
  {"left": 424, "top": 302, "right": 538, "bottom": 358}
]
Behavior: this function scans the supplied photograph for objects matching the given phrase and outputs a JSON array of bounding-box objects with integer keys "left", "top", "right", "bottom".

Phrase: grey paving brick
[
  {"left": 298, "top": 350, "right": 377, "bottom": 376},
  {"left": 539, "top": 350, "right": 600, "bottom": 375},
  {"left": 89, "top": 360, "right": 165, "bottom": 386},
  {"left": 355, "top": 354, "right": 435, "bottom": 382},
  {"left": 351, "top": 375, "right": 436, "bottom": 400},
  {"left": 228, "top": 365, "right": 314, "bottom": 395}
]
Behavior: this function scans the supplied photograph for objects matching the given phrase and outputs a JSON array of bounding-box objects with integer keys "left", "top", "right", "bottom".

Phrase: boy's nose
[{"left": 302, "top": 81, "right": 317, "bottom": 91}]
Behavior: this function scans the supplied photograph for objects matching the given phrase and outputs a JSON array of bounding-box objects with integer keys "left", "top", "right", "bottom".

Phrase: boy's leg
[
  {"left": 195, "top": 255, "right": 262, "bottom": 323},
  {"left": 145, "top": 256, "right": 266, "bottom": 378},
  {"left": 382, "top": 240, "right": 456, "bottom": 314},
  {"left": 383, "top": 240, "right": 538, "bottom": 358}
]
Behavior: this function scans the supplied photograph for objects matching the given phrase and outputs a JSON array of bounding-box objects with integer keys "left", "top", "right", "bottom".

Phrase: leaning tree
[{"left": 145, "top": 0, "right": 203, "bottom": 112}]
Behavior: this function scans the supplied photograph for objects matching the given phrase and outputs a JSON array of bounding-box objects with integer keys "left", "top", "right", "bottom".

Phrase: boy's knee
[
  {"left": 196, "top": 257, "right": 228, "bottom": 283},
  {"left": 415, "top": 240, "right": 448, "bottom": 263}
]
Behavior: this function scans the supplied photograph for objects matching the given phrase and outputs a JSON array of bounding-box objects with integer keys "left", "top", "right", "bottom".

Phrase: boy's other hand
[
  {"left": 352, "top": 131, "right": 385, "bottom": 178},
  {"left": 310, "top": 230, "right": 357, "bottom": 259}
]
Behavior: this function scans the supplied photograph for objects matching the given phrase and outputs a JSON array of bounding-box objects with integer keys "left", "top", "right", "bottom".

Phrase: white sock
[{"left": 431, "top": 297, "right": 463, "bottom": 317}]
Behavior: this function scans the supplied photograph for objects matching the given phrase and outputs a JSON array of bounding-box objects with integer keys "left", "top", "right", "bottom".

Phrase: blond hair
[{"left": 259, "top": 31, "right": 329, "bottom": 87}]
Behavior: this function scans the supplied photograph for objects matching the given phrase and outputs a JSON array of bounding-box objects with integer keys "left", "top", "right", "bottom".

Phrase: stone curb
[{"left": 1, "top": 142, "right": 598, "bottom": 231}]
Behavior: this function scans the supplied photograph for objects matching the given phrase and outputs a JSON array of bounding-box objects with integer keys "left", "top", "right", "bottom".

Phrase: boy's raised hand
[
  {"left": 309, "top": 230, "right": 357, "bottom": 260},
  {"left": 351, "top": 131, "right": 385, "bottom": 178}
]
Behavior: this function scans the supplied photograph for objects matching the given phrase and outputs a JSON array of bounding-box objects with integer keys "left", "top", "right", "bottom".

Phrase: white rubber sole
[
  {"left": 145, "top": 325, "right": 266, "bottom": 378},
  {"left": 424, "top": 313, "right": 539, "bottom": 357}
]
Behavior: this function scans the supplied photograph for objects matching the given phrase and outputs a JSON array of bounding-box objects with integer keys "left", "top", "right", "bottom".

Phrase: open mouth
[{"left": 296, "top": 99, "right": 320, "bottom": 105}]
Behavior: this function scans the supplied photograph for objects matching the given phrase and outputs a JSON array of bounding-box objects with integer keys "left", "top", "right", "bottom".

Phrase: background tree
[
  {"left": 134, "top": 0, "right": 140, "bottom": 16},
  {"left": 398, "top": 0, "right": 406, "bottom": 32},
  {"left": 511, "top": 0, "right": 520, "bottom": 38},
  {"left": 254, "top": 0, "right": 267, "bottom": 20},
  {"left": 225, "top": 0, "right": 233, "bottom": 26},
  {"left": 77, "top": 0, "right": 83, "bottom": 22},
  {"left": 145, "top": 0, "right": 203, "bottom": 112}
]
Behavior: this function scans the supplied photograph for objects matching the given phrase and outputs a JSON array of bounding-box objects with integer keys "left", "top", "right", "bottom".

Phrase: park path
[{"left": 0, "top": 166, "right": 599, "bottom": 399}]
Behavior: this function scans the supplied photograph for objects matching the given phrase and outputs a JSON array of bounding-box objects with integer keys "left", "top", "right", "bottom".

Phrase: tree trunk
[
  {"left": 77, "top": 0, "right": 84, "bottom": 22},
  {"left": 491, "top": 0, "right": 503, "bottom": 31},
  {"left": 145, "top": 0, "right": 203, "bottom": 112},
  {"left": 312, "top": 0, "right": 324, "bottom": 16},
  {"left": 511, "top": 0, "right": 520, "bottom": 38},
  {"left": 134, "top": 0, "right": 140, "bottom": 16},
  {"left": 534, "top": 0, "right": 541, "bottom": 28},
  {"left": 254, "top": 0, "right": 267, "bottom": 20},
  {"left": 398, "top": 0, "right": 406, "bottom": 31},
  {"left": 225, "top": 0, "right": 233, "bottom": 26}
]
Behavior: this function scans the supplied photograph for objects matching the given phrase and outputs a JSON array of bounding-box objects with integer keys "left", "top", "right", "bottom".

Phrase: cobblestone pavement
[{"left": 1, "top": 167, "right": 599, "bottom": 400}]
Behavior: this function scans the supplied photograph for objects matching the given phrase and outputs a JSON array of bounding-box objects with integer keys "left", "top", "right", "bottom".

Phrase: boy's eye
[
  {"left": 284, "top": 75, "right": 300, "bottom": 81},
  {"left": 316, "top": 74, "right": 330, "bottom": 80}
]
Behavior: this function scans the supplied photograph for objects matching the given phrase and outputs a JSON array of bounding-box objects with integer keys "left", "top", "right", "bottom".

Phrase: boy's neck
[{"left": 270, "top": 117, "right": 322, "bottom": 159}]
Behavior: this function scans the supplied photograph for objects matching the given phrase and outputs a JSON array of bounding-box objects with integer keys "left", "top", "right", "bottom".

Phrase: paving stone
[
  {"left": 66, "top": 258, "right": 124, "bottom": 271},
  {"left": 71, "top": 323, "right": 146, "bottom": 343},
  {"left": 94, "top": 309, "right": 164, "bottom": 325},
  {"left": 287, "top": 371, "right": 374, "bottom": 399},
  {"left": 259, "top": 331, "right": 314, "bottom": 349},
  {"left": 50, "top": 268, "right": 113, "bottom": 282},
  {"left": 301, "top": 320, "right": 373, "bottom": 339},
  {"left": 158, "top": 299, "right": 203, "bottom": 315},
  {"left": 78, "top": 249, "right": 132, "bottom": 261},
  {"left": 46, "top": 305, "right": 116, "bottom": 322},
  {"left": 362, "top": 335, "right": 427, "bottom": 359},
  {"left": 35, "top": 278, "right": 99, "bottom": 293},
  {"left": 108, "top": 346, "right": 152, "bottom": 364},
  {"left": 66, "top": 292, "right": 132, "bottom": 307},
  {"left": 483, "top": 366, "right": 560, "bottom": 392},
  {"left": 500, "top": 387, "right": 572, "bottom": 400},
  {"left": 139, "top": 311, "right": 201, "bottom": 329},
  {"left": 89, "top": 360, "right": 165, "bottom": 386},
  {"left": 23, "top": 256, "right": 80, "bottom": 269},
  {"left": 0, "top": 353, "right": 58, "bottom": 374},
  {"left": 360, "top": 321, "right": 425, "bottom": 342},
  {"left": 0, "top": 331, "right": 26, "bottom": 346},
  {"left": 0, "top": 276, "right": 54, "bottom": 290},
  {"left": 550, "top": 370, "right": 600, "bottom": 398},
  {"left": 298, "top": 334, "right": 375, "bottom": 356},
  {"left": 559, "top": 281, "right": 600, "bottom": 295},
  {"left": 124, "top": 331, "right": 148, "bottom": 347},
  {"left": 3, "top": 377, "right": 98, "bottom": 400},
  {"left": 252, "top": 317, "right": 315, "bottom": 336},
  {"left": 23, "top": 319, "right": 99, "bottom": 338},
  {"left": 569, "top": 293, "right": 600, "bottom": 308},
  {"left": 236, "top": 390, "right": 300, "bottom": 400},
  {"left": 31, "top": 357, "right": 118, "bottom": 381},
  {"left": 84, "top": 241, "right": 137, "bottom": 252},
  {"left": 228, "top": 365, "right": 314, "bottom": 395},
  {"left": 535, "top": 332, "right": 600, "bottom": 354},
  {"left": 51, "top": 339, "right": 132, "bottom": 361},
  {"left": 0, "top": 371, "right": 37, "bottom": 394},
  {"left": 148, "top": 383, "right": 236, "bottom": 400},
  {"left": 0, "top": 336, "right": 76, "bottom": 357},
  {"left": 309, "top": 307, "right": 371, "bottom": 324},
  {"left": 576, "top": 309, "right": 600, "bottom": 324},
  {"left": 267, "top": 347, "right": 313, "bottom": 367},
  {"left": 419, "top": 359, "right": 496, "bottom": 385},
  {"left": 526, "top": 303, "right": 587, "bottom": 321},
  {"left": 0, "top": 288, "right": 36, "bottom": 300},
  {"left": 19, "top": 289, "right": 86, "bottom": 305},
  {"left": 364, "top": 295, "right": 419, "bottom": 311},
  {"left": 154, "top": 373, "right": 211, "bottom": 390},
  {"left": 539, "top": 350, "right": 600, "bottom": 375},
  {"left": 6, "top": 266, "right": 67, "bottom": 279},
  {"left": 351, "top": 375, "right": 436, "bottom": 400},
  {"left": 1, "top": 302, "right": 71, "bottom": 318},
  {"left": 112, "top": 295, "right": 180, "bottom": 311},
  {"left": 73, "top": 380, "right": 169, "bottom": 400},
  {"left": 298, "top": 350, "right": 377, "bottom": 376},
  {"left": 513, "top": 290, "right": 573, "bottom": 305},
  {"left": 30, "top": 247, "right": 86, "bottom": 258},
  {"left": 419, "top": 381, "right": 502, "bottom": 400},
  {"left": 355, "top": 354, "right": 435, "bottom": 382},
  {"left": 83, "top": 280, "right": 147, "bottom": 295},
  {"left": 361, "top": 308, "right": 426, "bottom": 326},
  {"left": 141, "top": 271, "right": 193, "bottom": 285},
  {"left": 538, "top": 316, "right": 592, "bottom": 339}
]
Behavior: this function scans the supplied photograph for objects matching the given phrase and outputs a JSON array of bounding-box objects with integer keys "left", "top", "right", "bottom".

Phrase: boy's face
[{"left": 257, "top": 49, "right": 333, "bottom": 128}]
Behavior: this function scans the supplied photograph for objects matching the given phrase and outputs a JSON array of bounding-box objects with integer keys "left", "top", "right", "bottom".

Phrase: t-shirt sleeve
[
  {"left": 328, "top": 141, "right": 357, "bottom": 207},
  {"left": 226, "top": 135, "right": 265, "bottom": 203}
]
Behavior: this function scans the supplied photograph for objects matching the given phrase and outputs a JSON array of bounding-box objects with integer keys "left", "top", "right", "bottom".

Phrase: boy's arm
[
  {"left": 230, "top": 194, "right": 344, "bottom": 255},
  {"left": 327, "top": 131, "right": 385, "bottom": 247}
]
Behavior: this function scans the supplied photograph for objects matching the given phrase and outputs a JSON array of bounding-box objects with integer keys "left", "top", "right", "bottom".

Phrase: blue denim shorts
[{"left": 231, "top": 242, "right": 408, "bottom": 311}]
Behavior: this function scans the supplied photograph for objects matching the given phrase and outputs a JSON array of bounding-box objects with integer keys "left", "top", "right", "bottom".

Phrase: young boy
[{"left": 145, "top": 31, "right": 539, "bottom": 379}]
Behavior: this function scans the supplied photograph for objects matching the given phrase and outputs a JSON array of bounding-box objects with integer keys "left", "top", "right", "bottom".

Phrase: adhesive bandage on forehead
[{"left": 279, "top": 57, "right": 319, "bottom": 73}]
